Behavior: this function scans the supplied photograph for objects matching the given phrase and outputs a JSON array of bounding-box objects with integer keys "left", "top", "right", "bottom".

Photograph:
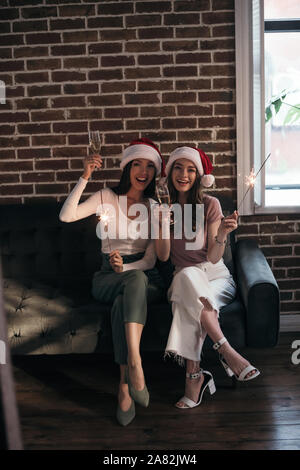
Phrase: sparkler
[
  {"left": 97, "top": 191, "right": 112, "bottom": 252},
  {"left": 237, "top": 153, "right": 271, "bottom": 211}
]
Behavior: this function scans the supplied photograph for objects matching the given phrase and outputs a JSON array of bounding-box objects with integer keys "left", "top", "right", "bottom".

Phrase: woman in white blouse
[{"left": 59, "top": 138, "right": 164, "bottom": 426}]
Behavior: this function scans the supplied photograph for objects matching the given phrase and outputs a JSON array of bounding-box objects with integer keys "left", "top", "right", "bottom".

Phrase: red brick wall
[{"left": 0, "top": 0, "right": 299, "bottom": 317}]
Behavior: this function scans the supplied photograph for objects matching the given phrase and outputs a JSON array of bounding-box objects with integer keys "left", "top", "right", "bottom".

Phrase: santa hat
[
  {"left": 165, "top": 146, "right": 215, "bottom": 188},
  {"left": 120, "top": 137, "right": 166, "bottom": 177}
]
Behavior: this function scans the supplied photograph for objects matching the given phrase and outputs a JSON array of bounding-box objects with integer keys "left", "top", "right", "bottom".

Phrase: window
[{"left": 235, "top": 0, "right": 300, "bottom": 214}]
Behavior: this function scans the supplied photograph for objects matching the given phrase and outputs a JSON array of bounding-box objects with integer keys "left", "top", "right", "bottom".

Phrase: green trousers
[{"left": 91, "top": 253, "right": 164, "bottom": 365}]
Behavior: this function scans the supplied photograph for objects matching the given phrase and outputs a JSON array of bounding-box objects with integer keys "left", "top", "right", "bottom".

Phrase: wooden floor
[{"left": 12, "top": 332, "right": 300, "bottom": 451}]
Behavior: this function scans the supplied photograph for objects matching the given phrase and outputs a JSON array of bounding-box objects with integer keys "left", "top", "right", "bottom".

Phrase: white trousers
[{"left": 165, "top": 259, "right": 236, "bottom": 364}]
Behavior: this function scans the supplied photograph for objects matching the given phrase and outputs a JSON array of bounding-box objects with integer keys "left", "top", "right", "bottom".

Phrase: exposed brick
[
  {"left": 138, "top": 54, "right": 173, "bottom": 66},
  {"left": 18, "top": 123, "right": 50, "bottom": 134},
  {"left": 28, "top": 85, "right": 61, "bottom": 96},
  {"left": 216, "top": 129, "right": 236, "bottom": 140},
  {"left": 0, "top": 112, "right": 29, "bottom": 123},
  {"left": 101, "top": 56, "right": 135, "bottom": 67},
  {"left": 51, "top": 45, "right": 86, "bottom": 56},
  {"left": 212, "top": 0, "right": 235, "bottom": 10},
  {"left": 198, "top": 117, "right": 234, "bottom": 128},
  {"left": 260, "top": 223, "right": 296, "bottom": 234},
  {"left": 88, "top": 95, "right": 122, "bottom": 107},
  {"left": 51, "top": 96, "right": 86, "bottom": 108},
  {"left": 177, "top": 105, "right": 213, "bottom": 116},
  {"left": 163, "top": 40, "right": 199, "bottom": 51},
  {"left": 126, "top": 41, "right": 160, "bottom": 53},
  {"left": 64, "top": 31, "right": 98, "bottom": 43},
  {"left": 212, "top": 24, "right": 235, "bottom": 37},
  {"left": 200, "top": 64, "right": 235, "bottom": 76},
  {"left": 280, "top": 301, "right": 300, "bottom": 312},
  {"left": 0, "top": 125, "right": 15, "bottom": 135},
  {"left": 26, "top": 32, "right": 61, "bottom": 45},
  {"left": 126, "top": 14, "right": 162, "bottom": 28},
  {"left": 274, "top": 257, "right": 300, "bottom": 267},
  {"left": 52, "top": 71, "right": 86, "bottom": 82},
  {"left": 176, "top": 52, "right": 211, "bottom": 64},
  {"left": 201, "top": 39, "right": 235, "bottom": 50},
  {"left": 140, "top": 106, "right": 176, "bottom": 117},
  {"left": 198, "top": 91, "right": 233, "bottom": 102},
  {"left": 32, "top": 135, "right": 66, "bottom": 146},
  {"left": 1, "top": 8, "right": 19, "bottom": 20},
  {"left": 125, "top": 93, "right": 160, "bottom": 105},
  {"left": 0, "top": 160, "right": 33, "bottom": 171},
  {"left": 0, "top": 173, "right": 20, "bottom": 184},
  {"left": 31, "top": 110, "right": 64, "bottom": 122},
  {"left": 101, "top": 29, "right": 136, "bottom": 41},
  {"left": 179, "top": 1, "right": 211, "bottom": 11},
  {"left": 162, "top": 118, "right": 197, "bottom": 129},
  {"left": 98, "top": 2, "right": 133, "bottom": 15},
  {"left": 138, "top": 27, "right": 173, "bottom": 39},
  {"left": 273, "top": 234, "right": 300, "bottom": 244},
  {"left": 50, "top": 18, "right": 85, "bottom": 30},
  {"left": 176, "top": 26, "right": 210, "bottom": 38},
  {"left": 214, "top": 51, "right": 235, "bottom": 62},
  {"left": 138, "top": 80, "right": 173, "bottom": 92},
  {"left": 21, "top": 6, "right": 57, "bottom": 19},
  {"left": 126, "top": 118, "right": 160, "bottom": 130},
  {"left": 35, "top": 183, "right": 68, "bottom": 194},
  {"left": 14, "top": 46, "right": 48, "bottom": 58},
  {"left": 89, "top": 69, "right": 123, "bottom": 81},
  {"left": 125, "top": 67, "right": 161, "bottom": 79},
  {"left": 0, "top": 60, "right": 24, "bottom": 72},
  {"left": 64, "top": 83, "right": 98, "bottom": 94},
  {"left": 13, "top": 19, "right": 47, "bottom": 32},
  {"left": 21, "top": 171, "right": 55, "bottom": 183},
  {"left": 59, "top": 5, "right": 95, "bottom": 17},
  {"left": 163, "top": 66, "right": 198, "bottom": 77},
  {"left": 0, "top": 34, "right": 24, "bottom": 46},
  {"left": 101, "top": 81, "right": 136, "bottom": 93},
  {"left": 27, "top": 58, "right": 61, "bottom": 70},
  {"left": 89, "top": 42, "right": 122, "bottom": 55},
  {"left": 0, "top": 136, "right": 30, "bottom": 148},
  {"left": 56, "top": 171, "right": 84, "bottom": 181},
  {"left": 0, "top": 184, "right": 33, "bottom": 195},
  {"left": 202, "top": 11, "right": 235, "bottom": 24},
  {"left": 35, "top": 159, "right": 68, "bottom": 171},
  {"left": 53, "top": 122, "right": 88, "bottom": 133},
  {"left": 178, "top": 130, "right": 212, "bottom": 141},
  {"left": 164, "top": 13, "right": 200, "bottom": 25},
  {"left": 68, "top": 109, "right": 103, "bottom": 120},
  {"left": 104, "top": 107, "right": 138, "bottom": 119},
  {"left": 0, "top": 48, "right": 12, "bottom": 59},
  {"left": 88, "top": 16, "right": 123, "bottom": 29},
  {"left": 17, "top": 148, "right": 51, "bottom": 159},
  {"left": 176, "top": 78, "right": 211, "bottom": 90},
  {"left": 136, "top": 1, "right": 172, "bottom": 13},
  {"left": 53, "top": 147, "right": 87, "bottom": 158}
]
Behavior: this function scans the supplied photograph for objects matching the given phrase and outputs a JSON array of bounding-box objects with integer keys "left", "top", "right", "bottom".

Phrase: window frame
[{"left": 235, "top": 0, "right": 300, "bottom": 215}]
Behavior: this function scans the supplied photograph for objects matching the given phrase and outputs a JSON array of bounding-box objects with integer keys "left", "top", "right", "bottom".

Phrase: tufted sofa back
[{"left": 0, "top": 203, "right": 102, "bottom": 293}]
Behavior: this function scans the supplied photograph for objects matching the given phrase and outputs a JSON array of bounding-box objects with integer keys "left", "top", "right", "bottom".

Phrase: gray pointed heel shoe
[
  {"left": 116, "top": 398, "right": 135, "bottom": 427},
  {"left": 126, "top": 367, "right": 149, "bottom": 408}
]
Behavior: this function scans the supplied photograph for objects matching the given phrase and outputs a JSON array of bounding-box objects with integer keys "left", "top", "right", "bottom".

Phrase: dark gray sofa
[{"left": 0, "top": 200, "right": 280, "bottom": 356}]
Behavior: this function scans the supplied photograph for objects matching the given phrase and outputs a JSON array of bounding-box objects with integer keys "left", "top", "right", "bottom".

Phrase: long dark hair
[
  {"left": 111, "top": 160, "right": 157, "bottom": 198},
  {"left": 167, "top": 161, "right": 203, "bottom": 231}
]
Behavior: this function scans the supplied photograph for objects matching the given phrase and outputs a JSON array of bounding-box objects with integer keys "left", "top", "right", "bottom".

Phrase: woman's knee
[{"left": 125, "top": 269, "right": 148, "bottom": 288}]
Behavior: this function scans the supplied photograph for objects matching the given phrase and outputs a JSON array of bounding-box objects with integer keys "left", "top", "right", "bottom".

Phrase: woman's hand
[
  {"left": 82, "top": 154, "right": 103, "bottom": 180},
  {"left": 109, "top": 250, "right": 123, "bottom": 273},
  {"left": 217, "top": 210, "right": 238, "bottom": 239}
]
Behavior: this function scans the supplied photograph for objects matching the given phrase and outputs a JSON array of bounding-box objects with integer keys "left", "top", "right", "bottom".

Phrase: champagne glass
[
  {"left": 89, "top": 130, "right": 102, "bottom": 171},
  {"left": 155, "top": 180, "right": 174, "bottom": 225}
]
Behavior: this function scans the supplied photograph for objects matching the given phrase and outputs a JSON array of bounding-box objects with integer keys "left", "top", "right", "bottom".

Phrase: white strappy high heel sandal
[
  {"left": 175, "top": 369, "right": 216, "bottom": 409},
  {"left": 213, "top": 337, "right": 260, "bottom": 382}
]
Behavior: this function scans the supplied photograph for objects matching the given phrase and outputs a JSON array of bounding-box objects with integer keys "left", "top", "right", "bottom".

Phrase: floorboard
[{"left": 12, "top": 332, "right": 300, "bottom": 450}]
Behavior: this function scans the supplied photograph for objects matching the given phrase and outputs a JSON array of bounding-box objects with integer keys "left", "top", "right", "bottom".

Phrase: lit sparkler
[
  {"left": 237, "top": 153, "right": 271, "bottom": 211},
  {"left": 97, "top": 191, "right": 112, "bottom": 252}
]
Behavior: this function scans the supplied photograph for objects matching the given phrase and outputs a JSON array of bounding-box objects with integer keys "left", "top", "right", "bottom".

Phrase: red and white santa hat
[
  {"left": 120, "top": 137, "right": 166, "bottom": 177},
  {"left": 165, "top": 146, "right": 215, "bottom": 187}
]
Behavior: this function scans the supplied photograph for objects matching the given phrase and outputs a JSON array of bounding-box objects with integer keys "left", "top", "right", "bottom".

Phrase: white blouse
[{"left": 59, "top": 177, "right": 157, "bottom": 272}]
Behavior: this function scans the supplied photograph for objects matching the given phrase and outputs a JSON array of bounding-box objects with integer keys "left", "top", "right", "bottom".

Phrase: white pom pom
[{"left": 201, "top": 174, "right": 215, "bottom": 187}]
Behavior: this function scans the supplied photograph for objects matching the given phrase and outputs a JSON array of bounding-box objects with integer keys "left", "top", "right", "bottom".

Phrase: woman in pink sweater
[{"left": 155, "top": 146, "right": 260, "bottom": 410}]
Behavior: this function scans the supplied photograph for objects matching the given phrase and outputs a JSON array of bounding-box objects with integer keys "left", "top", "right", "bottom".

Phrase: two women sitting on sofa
[{"left": 59, "top": 138, "right": 260, "bottom": 427}]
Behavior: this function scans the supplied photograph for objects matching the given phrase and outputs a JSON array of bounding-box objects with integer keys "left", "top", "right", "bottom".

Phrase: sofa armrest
[{"left": 234, "top": 239, "right": 280, "bottom": 348}]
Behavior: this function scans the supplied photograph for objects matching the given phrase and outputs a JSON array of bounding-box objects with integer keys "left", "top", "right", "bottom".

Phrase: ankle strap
[
  {"left": 213, "top": 337, "right": 228, "bottom": 351},
  {"left": 186, "top": 368, "right": 203, "bottom": 379}
]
